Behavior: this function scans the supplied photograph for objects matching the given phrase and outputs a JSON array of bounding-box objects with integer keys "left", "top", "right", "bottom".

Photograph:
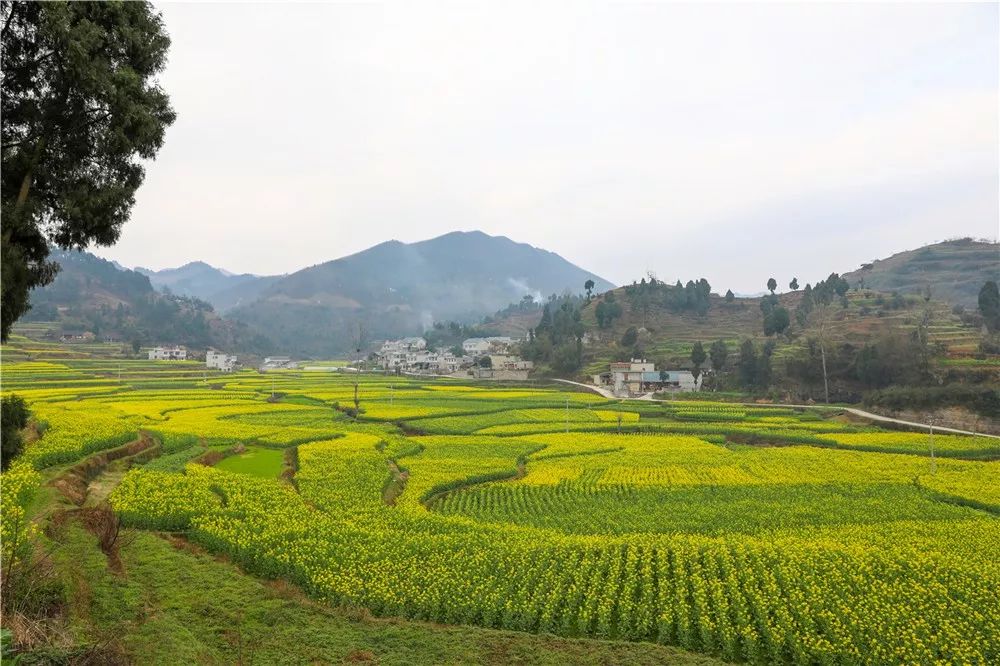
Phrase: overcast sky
[{"left": 95, "top": 1, "right": 999, "bottom": 293}]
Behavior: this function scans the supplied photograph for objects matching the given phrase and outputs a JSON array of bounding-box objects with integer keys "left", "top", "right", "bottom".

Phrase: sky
[{"left": 95, "top": 1, "right": 999, "bottom": 293}]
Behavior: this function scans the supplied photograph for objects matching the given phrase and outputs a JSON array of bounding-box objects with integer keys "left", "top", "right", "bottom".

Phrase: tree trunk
[{"left": 820, "top": 341, "right": 829, "bottom": 404}]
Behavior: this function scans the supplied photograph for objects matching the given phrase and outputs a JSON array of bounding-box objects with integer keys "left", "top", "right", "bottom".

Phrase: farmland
[{"left": 2, "top": 355, "right": 999, "bottom": 664}]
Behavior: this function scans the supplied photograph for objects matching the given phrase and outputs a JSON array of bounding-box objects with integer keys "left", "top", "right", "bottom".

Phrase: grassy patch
[
  {"left": 47, "top": 523, "right": 721, "bottom": 665},
  {"left": 215, "top": 446, "right": 286, "bottom": 479}
]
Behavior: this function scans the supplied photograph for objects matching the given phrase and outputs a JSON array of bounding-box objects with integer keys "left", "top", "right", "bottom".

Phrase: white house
[
  {"left": 206, "top": 350, "right": 238, "bottom": 372},
  {"left": 260, "top": 356, "right": 298, "bottom": 371},
  {"left": 488, "top": 354, "right": 534, "bottom": 371},
  {"left": 594, "top": 359, "right": 701, "bottom": 396},
  {"left": 148, "top": 346, "right": 187, "bottom": 361},
  {"left": 462, "top": 338, "right": 492, "bottom": 355}
]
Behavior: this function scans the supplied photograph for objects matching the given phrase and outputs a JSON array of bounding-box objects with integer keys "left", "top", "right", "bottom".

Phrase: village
[{"left": 141, "top": 339, "right": 701, "bottom": 397}]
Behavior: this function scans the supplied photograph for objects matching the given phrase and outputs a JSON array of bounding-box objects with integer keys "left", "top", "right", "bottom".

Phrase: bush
[
  {"left": 1, "top": 395, "right": 30, "bottom": 471},
  {"left": 864, "top": 386, "right": 1000, "bottom": 419}
]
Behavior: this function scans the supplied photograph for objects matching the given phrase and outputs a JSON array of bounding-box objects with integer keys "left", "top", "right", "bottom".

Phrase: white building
[
  {"left": 462, "top": 336, "right": 514, "bottom": 355},
  {"left": 148, "top": 346, "right": 187, "bottom": 361},
  {"left": 206, "top": 350, "right": 238, "bottom": 372},
  {"left": 462, "top": 338, "right": 491, "bottom": 355},
  {"left": 488, "top": 354, "right": 534, "bottom": 371},
  {"left": 260, "top": 356, "right": 298, "bottom": 371},
  {"left": 594, "top": 359, "right": 701, "bottom": 396}
]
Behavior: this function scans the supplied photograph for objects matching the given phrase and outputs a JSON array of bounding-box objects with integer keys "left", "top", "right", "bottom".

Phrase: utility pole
[
  {"left": 271, "top": 375, "right": 275, "bottom": 399},
  {"left": 565, "top": 396, "right": 569, "bottom": 433},
  {"left": 928, "top": 418, "right": 936, "bottom": 476},
  {"left": 390, "top": 383, "right": 394, "bottom": 406}
]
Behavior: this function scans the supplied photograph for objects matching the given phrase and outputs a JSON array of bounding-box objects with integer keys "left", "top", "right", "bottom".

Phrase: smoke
[
  {"left": 507, "top": 277, "right": 542, "bottom": 302},
  {"left": 419, "top": 310, "right": 434, "bottom": 331}
]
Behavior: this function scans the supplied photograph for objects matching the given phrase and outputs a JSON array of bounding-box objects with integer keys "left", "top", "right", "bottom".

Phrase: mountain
[
  {"left": 842, "top": 238, "right": 999, "bottom": 308},
  {"left": 23, "top": 250, "right": 273, "bottom": 354},
  {"left": 136, "top": 261, "right": 279, "bottom": 312},
  {"left": 229, "top": 231, "right": 615, "bottom": 356}
]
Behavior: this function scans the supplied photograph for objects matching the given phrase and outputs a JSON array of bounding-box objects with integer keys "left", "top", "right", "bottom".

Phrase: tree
[
  {"left": 1, "top": 2, "right": 176, "bottom": 340},
  {"left": 979, "top": 281, "right": 1000, "bottom": 331},
  {"left": 764, "top": 306, "right": 790, "bottom": 336},
  {"left": 738, "top": 339, "right": 757, "bottom": 389},
  {"left": 689, "top": 341, "right": 706, "bottom": 382},
  {"left": 584, "top": 279, "right": 595, "bottom": 300},
  {"left": 709, "top": 339, "right": 727, "bottom": 373},
  {"left": 767, "top": 277, "right": 777, "bottom": 295},
  {"left": 725, "top": 289, "right": 735, "bottom": 303},
  {"left": 1, "top": 394, "right": 29, "bottom": 470},
  {"left": 789, "top": 277, "right": 799, "bottom": 291},
  {"left": 131, "top": 338, "right": 142, "bottom": 355},
  {"left": 620, "top": 326, "right": 638, "bottom": 347}
]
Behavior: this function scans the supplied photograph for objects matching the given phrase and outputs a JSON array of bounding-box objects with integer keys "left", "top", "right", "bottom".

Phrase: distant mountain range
[
  {"left": 19, "top": 234, "right": 995, "bottom": 360},
  {"left": 23, "top": 250, "right": 272, "bottom": 353},
  {"left": 136, "top": 262, "right": 281, "bottom": 312},
  {"left": 228, "top": 231, "right": 615, "bottom": 356}
]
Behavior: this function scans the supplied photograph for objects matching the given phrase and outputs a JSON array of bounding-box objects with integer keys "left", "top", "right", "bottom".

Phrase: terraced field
[{"left": 3, "top": 358, "right": 999, "bottom": 664}]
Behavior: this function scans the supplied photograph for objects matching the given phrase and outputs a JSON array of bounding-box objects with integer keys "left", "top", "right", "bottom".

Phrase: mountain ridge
[{"left": 230, "top": 230, "right": 615, "bottom": 356}]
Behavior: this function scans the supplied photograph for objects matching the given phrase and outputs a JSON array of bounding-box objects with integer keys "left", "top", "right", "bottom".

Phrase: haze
[{"left": 95, "top": 1, "right": 999, "bottom": 293}]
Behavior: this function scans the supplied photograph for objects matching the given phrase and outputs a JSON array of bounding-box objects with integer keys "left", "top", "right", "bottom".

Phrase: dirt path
[{"left": 84, "top": 469, "right": 128, "bottom": 507}]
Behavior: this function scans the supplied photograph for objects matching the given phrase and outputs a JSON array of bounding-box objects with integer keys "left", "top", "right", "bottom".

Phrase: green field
[
  {"left": 2, "top": 353, "right": 999, "bottom": 664},
  {"left": 215, "top": 446, "right": 286, "bottom": 479}
]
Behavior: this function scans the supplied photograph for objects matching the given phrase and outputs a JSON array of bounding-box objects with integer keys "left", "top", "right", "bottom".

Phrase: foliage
[
  {"left": 1, "top": 1, "right": 175, "bottom": 340},
  {"left": 689, "top": 342, "right": 706, "bottom": 381},
  {"left": 708, "top": 340, "right": 727, "bottom": 373},
  {"left": 864, "top": 385, "right": 1000, "bottom": 419},
  {"left": 594, "top": 291, "right": 623, "bottom": 329},
  {"left": 524, "top": 297, "right": 584, "bottom": 374},
  {"left": 979, "top": 280, "right": 1000, "bottom": 332},
  {"left": 1, "top": 394, "right": 29, "bottom": 470}
]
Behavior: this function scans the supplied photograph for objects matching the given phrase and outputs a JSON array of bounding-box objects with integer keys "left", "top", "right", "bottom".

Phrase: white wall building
[
  {"left": 148, "top": 346, "right": 187, "bottom": 361},
  {"left": 206, "top": 350, "right": 238, "bottom": 372},
  {"left": 260, "top": 356, "right": 298, "bottom": 371},
  {"left": 594, "top": 359, "right": 701, "bottom": 396}
]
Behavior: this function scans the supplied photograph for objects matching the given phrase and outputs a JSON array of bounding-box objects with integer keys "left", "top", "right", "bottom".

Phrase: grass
[
  {"left": 47, "top": 520, "right": 722, "bottom": 665},
  {"left": 215, "top": 446, "right": 286, "bottom": 479}
]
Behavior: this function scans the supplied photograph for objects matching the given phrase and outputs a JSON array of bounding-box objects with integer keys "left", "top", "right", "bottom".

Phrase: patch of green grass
[
  {"left": 53, "top": 524, "right": 721, "bottom": 665},
  {"left": 215, "top": 446, "right": 285, "bottom": 479}
]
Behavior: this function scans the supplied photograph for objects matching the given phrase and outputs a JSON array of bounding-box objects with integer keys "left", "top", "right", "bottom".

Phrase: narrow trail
[{"left": 553, "top": 379, "right": 999, "bottom": 440}]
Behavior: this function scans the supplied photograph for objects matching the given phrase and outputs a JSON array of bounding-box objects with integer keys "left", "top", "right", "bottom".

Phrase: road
[{"left": 552, "top": 379, "right": 999, "bottom": 439}]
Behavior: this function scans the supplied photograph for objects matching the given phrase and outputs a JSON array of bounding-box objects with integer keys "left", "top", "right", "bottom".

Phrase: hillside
[
  {"left": 842, "top": 238, "right": 999, "bottom": 308},
  {"left": 230, "top": 231, "right": 614, "bottom": 356},
  {"left": 137, "top": 261, "right": 280, "bottom": 312},
  {"left": 22, "top": 250, "right": 273, "bottom": 354},
  {"left": 567, "top": 281, "right": 997, "bottom": 400}
]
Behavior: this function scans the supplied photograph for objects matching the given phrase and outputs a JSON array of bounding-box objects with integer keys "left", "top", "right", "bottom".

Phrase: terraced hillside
[
  {"left": 842, "top": 238, "right": 999, "bottom": 308},
  {"left": 576, "top": 287, "right": 997, "bottom": 387}
]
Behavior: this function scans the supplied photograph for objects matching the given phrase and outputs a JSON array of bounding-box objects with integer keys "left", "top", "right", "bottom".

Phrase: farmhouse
[
  {"left": 206, "top": 350, "right": 238, "bottom": 372},
  {"left": 462, "top": 336, "right": 515, "bottom": 355},
  {"left": 489, "top": 354, "right": 534, "bottom": 371},
  {"left": 595, "top": 359, "right": 701, "bottom": 396},
  {"left": 148, "top": 346, "right": 187, "bottom": 361},
  {"left": 59, "top": 331, "right": 96, "bottom": 343},
  {"left": 260, "top": 356, "right": 298, "bottom": 371}
]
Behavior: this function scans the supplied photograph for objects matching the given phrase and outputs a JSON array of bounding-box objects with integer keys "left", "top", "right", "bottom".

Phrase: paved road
[
  {"left": 552, "top": 379, "right": 999, "bottom": 439},
  {"left": 836, "top": 406, "right": 998, "bottom": 439}
]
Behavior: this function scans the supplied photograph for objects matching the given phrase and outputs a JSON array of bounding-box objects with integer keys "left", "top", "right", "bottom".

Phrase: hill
[
  {"left": 136, "top": 261, "right": 280, "bottom": 312},
  {"left": 842, "top": 238, "right": 999, "bottom": 308},
  {"left": 229, "top": 231, "right": 614, "bottom": 356},
  {"left": 564, "top": 280, "right": 997, "bottom": 401},
  {"left": 22, "top": 250, "right": 273, "bottom": 354}
]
